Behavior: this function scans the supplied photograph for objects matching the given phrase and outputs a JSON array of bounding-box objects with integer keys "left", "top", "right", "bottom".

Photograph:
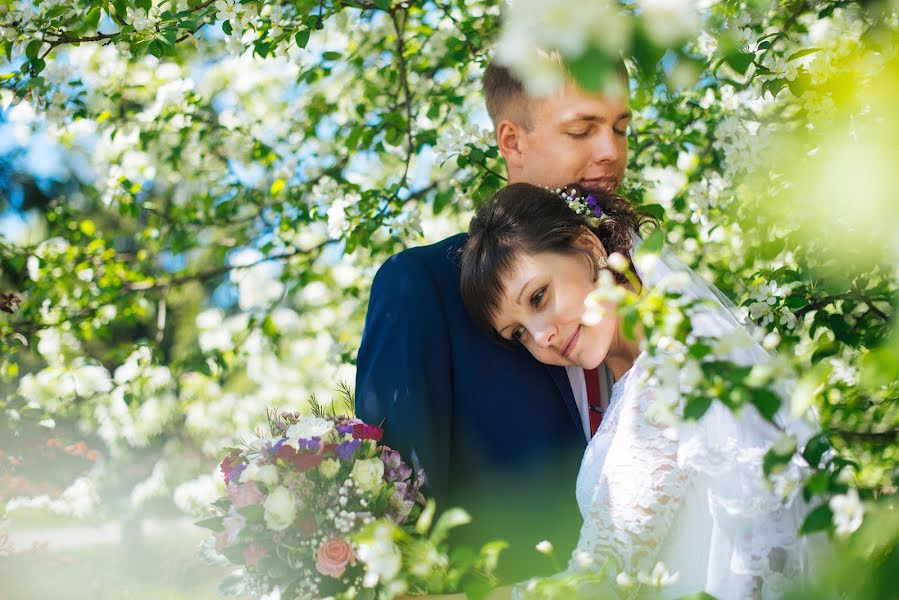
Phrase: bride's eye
[
  {"left": 510, "top": 326, "right": 525, "bottom": 342},
  {"left": 530, "top": 287, "right": 546, "bottom": 307}
]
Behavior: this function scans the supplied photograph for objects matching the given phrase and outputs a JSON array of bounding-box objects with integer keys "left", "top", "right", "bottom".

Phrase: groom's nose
[{"left": 590, "top": 128, "right": 622, "bottom": 163}]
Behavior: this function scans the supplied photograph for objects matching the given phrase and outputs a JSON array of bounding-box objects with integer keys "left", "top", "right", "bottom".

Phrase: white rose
[
  {"left": 263, "top": 486, "right": 297, "bottom": 531},
  {"left": 351, "top": 458, "right": 385, "bottom": 493},
  {"left": 241, "top": 463, "right": 279, "bottom": 488}
]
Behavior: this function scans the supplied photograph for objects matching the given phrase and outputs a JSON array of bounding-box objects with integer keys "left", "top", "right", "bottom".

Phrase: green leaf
[
  {"left": 30, "top": 58, "right": 46, "bottom": 75},
  {"left": 677, "top": 594, "right": 719, "bottom": 600},
  {"left": 416, "top": 499, "right": 436, "bottom": 535},
  {"left": 86, "top": 7, "right": 102, "bottom": 29},
  {"left": 638, "top": 203, "right": 665, "bottom": 221},
  {"left": 763, "top": 447, "right": 793, "bottom": 476},
  {"left": 749, "top": 388, "right": 781, "bottom": 421},
  {"left": 322, "top": 51, "right": 342, "bottom": 61},
  {"left": 788, "top": 48, "right": 821, "bottom": 62},
  {"left": 238, "top": 504, "right": 264, "bottom": 522},
  {"left": 430, "top": 507, "right": 471, "bottom": 546},
  {"left": 148, "top": 40, "right": 164, "bottom": 58},
  {"left": 684, "top": 395, "right": 712, "bottom": 420},
  {"left": 295, "top": 29, "right": 311, "bottom": 49},
  {"left": 195, "top": 516, "right": 224, "bottom": 532},
  {"left": 725, "top": 51, "right": 756, "bottom": 75},
  {"left": 639, "top": 227, "right": 665, "bottom": 254},
  {"left": 567, "top": 46, "right": 616, "bottom": 93},
  {"left": 802, "top": 433, "right": 831, "bottom": 468},
  {"left": 373, "top": 0, "right": 391, "bottom": 9},
  {"left": 222, "top": 20, "right": 233, "bottom": 35},
  {"left": 25, "top": 40, "right": 42, "bottom": 61},
  {"left": 800, "top": 503, "right": 834, "bottom": 535}
]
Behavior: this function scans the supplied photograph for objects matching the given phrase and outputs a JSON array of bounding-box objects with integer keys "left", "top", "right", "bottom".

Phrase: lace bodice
[{"left": 514, "top": 355, "right": 810, "bottom": 599}]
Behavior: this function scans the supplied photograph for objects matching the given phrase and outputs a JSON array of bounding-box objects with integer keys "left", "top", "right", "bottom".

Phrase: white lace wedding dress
[
  {"left": 516, "top": 248, "right": 817, "bottom": 599},
  {"left": 568, "top": 355, "right": 811, "bottom": 599}
]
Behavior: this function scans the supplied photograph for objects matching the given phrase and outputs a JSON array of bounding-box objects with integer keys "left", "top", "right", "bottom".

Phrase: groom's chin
[{"left": 579, "top": 177, "right": 620, "bottom": 195}]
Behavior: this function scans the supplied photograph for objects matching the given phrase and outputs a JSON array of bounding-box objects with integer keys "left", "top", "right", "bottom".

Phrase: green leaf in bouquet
[
  {"left": 222, "top": 543, "right": 248, "bottom": 565},
  {"left": 430, "top": 508, "right": 472, "bottom": 546},
  {"left": 195, "top": 516, "right": 225, "bottom": 532},
  {"left": 477, "top": 540, "right": 508, "bottom": 573},
  {"left": 239, "top": 504, "right": 265, "bottom": 523},
  {"left": 416, "top": 499, "right": 436, "bottom": 535},
  {"left": 259, "top": 555, "right": 294, "bottom": 580}
]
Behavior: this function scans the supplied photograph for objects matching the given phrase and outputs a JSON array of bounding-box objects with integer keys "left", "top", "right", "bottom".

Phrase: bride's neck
[{"left": 605, "top": 323, "right": 643, "bottom": 381}]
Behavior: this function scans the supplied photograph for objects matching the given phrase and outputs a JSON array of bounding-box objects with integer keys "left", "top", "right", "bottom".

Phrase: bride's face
[{"left": 491, "top": 245, "right": 619, "bottom": 370}]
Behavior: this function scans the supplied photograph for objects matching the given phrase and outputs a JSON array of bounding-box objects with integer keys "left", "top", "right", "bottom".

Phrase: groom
[{"left": 356, "top": 59, "right": 631, "bottom": 581}]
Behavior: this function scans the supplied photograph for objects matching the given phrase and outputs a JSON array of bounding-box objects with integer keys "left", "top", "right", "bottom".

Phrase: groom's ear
[
  {"left": 496, "top": 120, "right": 526, "bottom": 169},
  {"left": 575, "top": 229, "right": 607, "bottom": 259}
]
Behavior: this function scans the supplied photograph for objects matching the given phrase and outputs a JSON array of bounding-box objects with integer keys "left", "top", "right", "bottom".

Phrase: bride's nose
[{"left": 532, "top": 322, "right": 557, "bottom": 348}]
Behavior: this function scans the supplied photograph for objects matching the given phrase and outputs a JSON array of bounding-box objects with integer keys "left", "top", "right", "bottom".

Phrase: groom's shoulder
[{"left": 374, "top": 233, "right": 467, "bottom": 282}]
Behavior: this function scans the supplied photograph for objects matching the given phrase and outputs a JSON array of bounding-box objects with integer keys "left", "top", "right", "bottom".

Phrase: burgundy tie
[{"left": 584, "top": 367, "right": 603, "bottom": 436}]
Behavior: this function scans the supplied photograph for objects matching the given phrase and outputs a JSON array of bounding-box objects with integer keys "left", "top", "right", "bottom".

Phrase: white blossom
[{"left": 829, "top": 488, "right": 864, "bottom": 536}]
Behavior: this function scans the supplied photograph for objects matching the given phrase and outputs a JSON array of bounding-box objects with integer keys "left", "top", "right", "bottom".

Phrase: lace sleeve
[
  {"left": 511, "top": 381, "right": 690, "bottom": 599},
  {"left": 568, "top": 381, "right": 690, "bottom": 586}
]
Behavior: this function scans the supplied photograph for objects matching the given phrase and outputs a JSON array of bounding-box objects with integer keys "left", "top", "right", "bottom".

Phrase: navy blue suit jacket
[{"left": 356, "top": 233, "right": 587, "bottom": 581}]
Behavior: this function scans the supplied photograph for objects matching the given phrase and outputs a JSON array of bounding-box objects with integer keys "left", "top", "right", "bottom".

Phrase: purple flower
[
  {"left": 336, "top": 424, "right": 354, "bottom": 435},
  {"left": 585, "top": 194, "right": 597, "bottom": 208},
  {"left": 269, "top": 438, "right": 287, "bottom": 455},
  {"left": 381, "top": 448, "right": 412, "bottom": 483},
  {"left": 230, "top": 462, "right": 247, "bottom": 483},
  {"left": 334, "top": 439, "right": 361, "bottom": 461},
  {"left": 386, "top": 489, "right": 415, "bottom": 524},
  {"left": 297, "top": 437, "right": 321, "bottom": 452}
]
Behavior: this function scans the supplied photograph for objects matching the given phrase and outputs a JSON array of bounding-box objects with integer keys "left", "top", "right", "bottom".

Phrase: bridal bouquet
[{"left": 198, "top": 404, "right": 504, "bottom": 600}]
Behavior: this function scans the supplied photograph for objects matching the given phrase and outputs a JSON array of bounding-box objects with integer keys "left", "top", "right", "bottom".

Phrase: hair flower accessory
[{"left": 552, "top": 187, "right": 607, "bottom": 227}]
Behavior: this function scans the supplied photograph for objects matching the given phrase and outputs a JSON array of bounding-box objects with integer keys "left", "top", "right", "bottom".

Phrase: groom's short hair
[
  {"left": 483, "top": 56, "right": 629, "bottom": 131},
  {"left": 483, "top": 61, "right": 545, "bottom": 131}
]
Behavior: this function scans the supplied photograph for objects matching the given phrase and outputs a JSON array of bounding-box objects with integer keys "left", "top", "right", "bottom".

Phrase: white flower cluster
[
  {"left": 431, "top": 120, "right": 493, "bottom": 163},
  {"left": 746, "top": 279, "right": 797, "bottom": 329},
  {"left": 357, "top": 522, "right": 403, "bottom": 592}
]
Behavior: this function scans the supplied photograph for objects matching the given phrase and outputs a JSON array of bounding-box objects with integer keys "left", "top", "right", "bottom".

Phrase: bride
[{"left": 458, "top": 183, "right": 815, "bottom": 599}]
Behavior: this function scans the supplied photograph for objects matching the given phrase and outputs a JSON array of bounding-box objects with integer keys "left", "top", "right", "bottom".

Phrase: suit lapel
[{"left": 546, "top": 364, "right": 586, "bottom": 444}]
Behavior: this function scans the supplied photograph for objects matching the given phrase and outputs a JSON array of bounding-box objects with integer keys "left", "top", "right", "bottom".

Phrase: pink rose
[
  {"left": 243, "top": 542, "right": 268, "bottom": 566},
  {"left": 227, "top": 481, "right": 265, "bottom": 508},
  {"left": 315, "top": 537, "right": 355, "bottom": 578}
]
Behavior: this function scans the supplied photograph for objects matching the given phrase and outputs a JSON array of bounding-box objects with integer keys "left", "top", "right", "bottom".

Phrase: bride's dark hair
[{"left": 459, "top": 183, "right": 652, "bottom": 342}]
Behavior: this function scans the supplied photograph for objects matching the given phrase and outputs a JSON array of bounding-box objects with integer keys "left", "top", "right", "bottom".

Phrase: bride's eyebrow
[{"left": 515, "top": 277, "right": 536, "bottom": 305}]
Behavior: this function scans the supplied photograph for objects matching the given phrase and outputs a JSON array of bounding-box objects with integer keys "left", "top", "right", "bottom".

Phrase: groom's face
[{"left": 503, "top": 84, "right": 630, "bottom": 193}]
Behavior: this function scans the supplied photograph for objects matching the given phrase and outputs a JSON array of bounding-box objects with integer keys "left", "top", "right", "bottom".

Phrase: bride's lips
[{"left": 561, "top": 325, "right": 581, "bottom": 359}]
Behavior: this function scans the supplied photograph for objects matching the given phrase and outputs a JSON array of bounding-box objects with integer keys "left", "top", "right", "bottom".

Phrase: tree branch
[
  {"left": 40, "top": 0, "right": 217, "bottom": 59},
  {"left": 391, "top": 8, "right": 415, "bottom": 192},
  {"left": 3, "top": 240, "right": 336, "bottom": 342},
  {"left": 830, "top": 428, "right": 899, "bottom": 444}
]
